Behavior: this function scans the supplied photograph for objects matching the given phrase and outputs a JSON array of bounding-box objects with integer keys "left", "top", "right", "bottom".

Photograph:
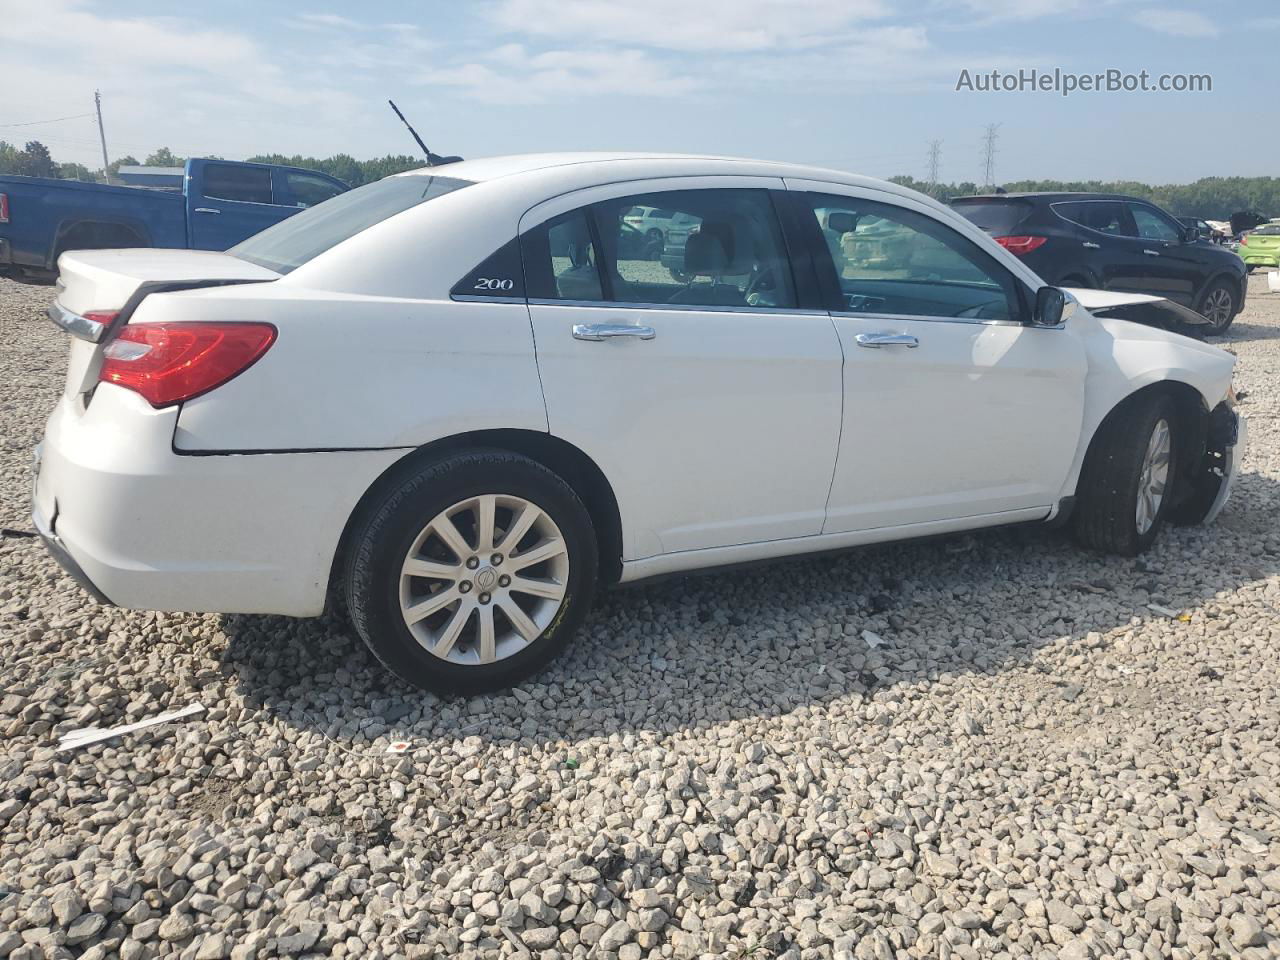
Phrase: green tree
[
  {"left": 0, "top": 140, "right": 20, "bottom": 175},
  {"left": 58, "top": 162, "right": 96, "bottom": 181},
  {"left": 106, "top": 155, "right": 140, "bottom": 179},
  {"left": 16, "top": 140, "right": 56, "bottom": 178},
  {"left": 144, "top": 147, "right": 184, "bottom": 167}
]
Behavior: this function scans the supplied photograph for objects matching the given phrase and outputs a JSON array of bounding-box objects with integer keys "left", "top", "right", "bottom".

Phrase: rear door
[
  {"left": 187, "top": 160, "right": 291, "bottom": 250},
  {"left": 520, "top": 177, "right": 844, "bottom": 559},
  {"left": 1123, "top": 202, "right": 1200, "bottom": 304},
  {"left": 1050, "top": 200, "right": 1137, "bottom": 290}
]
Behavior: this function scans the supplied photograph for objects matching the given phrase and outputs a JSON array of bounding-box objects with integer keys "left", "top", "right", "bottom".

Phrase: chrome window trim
[
  {"left": 526, "top": 297, "right": 830, "bottom": 317},
  {"left": 828, "top": 309, "right": 1034, "bottom": 329},
  {"left": 47, "top": 302, "right": 106, "bottom": 342}
]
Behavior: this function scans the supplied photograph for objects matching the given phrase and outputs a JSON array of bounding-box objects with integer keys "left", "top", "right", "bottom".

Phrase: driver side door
[{"left": 785, "top": 182, "right": 1088, "bottom": 533}]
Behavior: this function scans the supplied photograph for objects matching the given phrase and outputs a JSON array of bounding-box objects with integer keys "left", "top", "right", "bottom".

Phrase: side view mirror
[{"left": 1033, "top": 286, "right": 1067, "bottom": 327}]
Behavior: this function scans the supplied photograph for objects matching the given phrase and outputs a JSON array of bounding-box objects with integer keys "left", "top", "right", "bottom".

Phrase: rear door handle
[
  {"left": 572, "top": 323, "right": 656, "bottom": 342},
  {"left": 855, "top": 332, "right": 918, "bottom": 349},
  {"left": 1082, "top": 241, "right": 1100, "bottom": 249},
  {"left": 193, "top": 207, "right": 221, "bottom": 215},
  {"left": 1143, "top": 248, "right": 1161, "bottom": 256}
]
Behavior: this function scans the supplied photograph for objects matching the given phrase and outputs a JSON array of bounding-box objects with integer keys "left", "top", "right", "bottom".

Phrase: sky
[{"left": 1, "top": 0, "right": 1276, "bottom": 186}]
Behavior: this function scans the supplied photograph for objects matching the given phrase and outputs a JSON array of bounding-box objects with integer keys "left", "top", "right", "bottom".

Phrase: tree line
[{"left": 3, "top": 138, "right": 1275, "bottom": 218}]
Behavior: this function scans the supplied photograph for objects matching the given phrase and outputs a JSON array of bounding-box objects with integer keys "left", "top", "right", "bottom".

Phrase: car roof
[
  {"left": 953, "top": 192, "right": 1149, "bottom": 204},
  {"left": 393, "top": 152, "right": 937, "bottom": 206}
]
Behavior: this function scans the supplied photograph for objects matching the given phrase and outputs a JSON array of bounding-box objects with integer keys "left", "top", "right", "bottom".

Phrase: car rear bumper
[
  {"left": 1241, "top": 252, "right": 1279, "bottom": 267},
  {"left": 33, "top": 384, "right": 407, "bottom": 617}
]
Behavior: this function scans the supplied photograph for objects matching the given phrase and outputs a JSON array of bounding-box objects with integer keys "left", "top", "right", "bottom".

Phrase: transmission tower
[
  {"left": 981, "top": 123, "right": 1000, "bottom": 190},
  {"left": 926, "top": 139, "right": 942, "bottom": 191}
]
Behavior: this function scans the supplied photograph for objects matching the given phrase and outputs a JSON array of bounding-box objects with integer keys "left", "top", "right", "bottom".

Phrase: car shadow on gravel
[{"left": 216, "top": 467, "right": 1280, "bottom": 753}]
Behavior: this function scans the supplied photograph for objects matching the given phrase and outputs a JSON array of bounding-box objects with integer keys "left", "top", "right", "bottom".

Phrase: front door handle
[
  {"left": 1143, "top": 248, "right": 1161, "bottom": 256},
  {"left": 1082, "top": 241, "right": 1100, "bottom": 249},
  {"left": 193, "top": 207, "right": 221, "bottom": 215},
  {"left": 855, "top": 332, "right": 919, "bottom": 349},
  {"left": 572, "top": 323, "right": 656, "bottom": 342}
]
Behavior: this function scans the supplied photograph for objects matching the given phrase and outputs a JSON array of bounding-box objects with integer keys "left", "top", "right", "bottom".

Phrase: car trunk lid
[{"left": 52, "top": 248, "right": 279, "bottom": 398}]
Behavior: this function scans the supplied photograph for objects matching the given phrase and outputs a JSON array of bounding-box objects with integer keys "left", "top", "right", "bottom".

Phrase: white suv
[{"left": 33, "top": 153, "right": 1245, "bottom": 693}]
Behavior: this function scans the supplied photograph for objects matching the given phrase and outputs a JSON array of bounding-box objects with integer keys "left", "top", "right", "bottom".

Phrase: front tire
[
  {"left": 345, "top": 450, "right": 598, "bottom": 694},
  {"left": 1072, "top": 396, "right": 1178, "bottom": 556},
  {"left": 1196, "top": 279, "right": 1238, "bottom": 334}
]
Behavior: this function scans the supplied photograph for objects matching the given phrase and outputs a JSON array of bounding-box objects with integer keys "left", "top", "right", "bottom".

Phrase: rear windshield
[
  {"left": 230, "top": 174, "right": 472, "bottom": 274},
  {"left": 950, "top": 198, "right": 1033, "bottom": 234},
  {"left": 1254, "top": 224, "right": 1280, "bottom": 236}
]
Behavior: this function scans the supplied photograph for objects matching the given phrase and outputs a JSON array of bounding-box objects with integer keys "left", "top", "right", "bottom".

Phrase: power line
[
  {"left": 981, "top": 123, "right": 1001, "bottom": 190},
  {"left": 0, "top": 113, "right": 96, "bottom": 128}
]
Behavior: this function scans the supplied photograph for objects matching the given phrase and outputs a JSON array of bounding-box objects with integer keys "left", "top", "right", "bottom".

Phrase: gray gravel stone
[{"left": 1, "top": 271, "right": 1279, "bottom": 960}]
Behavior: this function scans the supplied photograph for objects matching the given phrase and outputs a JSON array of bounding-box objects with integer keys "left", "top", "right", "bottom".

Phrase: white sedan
[{"left": 33, "top": 153, "right": 1245, "bottom": 693}]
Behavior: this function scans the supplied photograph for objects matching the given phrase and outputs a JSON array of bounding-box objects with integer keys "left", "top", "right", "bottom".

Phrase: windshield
[
  {"left": 950, "top": 198, "right": 1033, "bottom": 234},
  {"left": 230, "top": 174, "right": 472, "bottom": 274}
]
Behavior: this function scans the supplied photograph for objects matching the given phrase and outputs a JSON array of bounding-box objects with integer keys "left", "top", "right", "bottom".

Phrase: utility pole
[
  {"left": 926, "top": 139, "right": 942, "bottom": 194},
  {"left": 94, "top": 90, "right": 111, "bottom": 181},
  {"left": 981, "top": 123, "right": 1000, "bottom": 190}
]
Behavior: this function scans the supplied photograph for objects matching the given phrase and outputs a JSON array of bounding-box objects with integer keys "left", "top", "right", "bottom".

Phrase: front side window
[
  {"left": 286, "top": 171, "right": 345, "bottom": 208},
  {"left": 1129, "top": 204, "right": 1181, "bottom": 242},
  {"left": 203, "top": 164, "right": 273, "bottom": 204},
  {"left": 804, "top": 194, "right": 1022, "bottom": 322}
]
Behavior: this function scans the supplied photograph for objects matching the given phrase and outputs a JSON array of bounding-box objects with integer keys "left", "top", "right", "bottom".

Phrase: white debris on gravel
[{"left": 1, "top": 272, "right": 1279, "bottom": 960}]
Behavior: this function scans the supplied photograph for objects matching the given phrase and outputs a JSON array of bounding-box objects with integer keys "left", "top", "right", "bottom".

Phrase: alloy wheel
[
  {"left": 1202, "top": 288, "right": 1233, "bottom": 328},
  {"left": 1135, "top": 419, "right": 1171, "bottom": 536},
  {"left": 398, "top": 494, "right": 570, "bottom": 665}
]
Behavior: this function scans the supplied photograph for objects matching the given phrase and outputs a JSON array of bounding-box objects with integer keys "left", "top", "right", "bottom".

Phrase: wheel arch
[
  {"left": 329, "top": 429, "right": 625, "bottom": 603},
  {"left": 1070, "top": 380, "right": 1210, "bottom": 506},
  {"left": 51, "top": 218, "right": 150, "bottom": 269},
  {"left": 1192, "top": 268, "right": 1245, "bottom": 311}
]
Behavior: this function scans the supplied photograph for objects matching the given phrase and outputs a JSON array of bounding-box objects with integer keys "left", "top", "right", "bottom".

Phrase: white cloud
[
  {"left": 1131, "top": 9, "right": 1219, "bottom": 38},
  {"left": 416, "top": 45, "right": 698, "bottom": 104},
  {"left": 488, "top": 0, "right": 888, "bottom": 52}
]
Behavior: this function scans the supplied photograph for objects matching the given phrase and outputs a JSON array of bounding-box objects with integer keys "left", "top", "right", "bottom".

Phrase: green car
[{"left": 1240, "top": 223, "right": 1280, "bottom": 271}]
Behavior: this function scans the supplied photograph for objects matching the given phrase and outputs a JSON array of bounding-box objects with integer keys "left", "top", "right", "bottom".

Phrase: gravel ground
[{"left": 1, "top": 272, "right": 1278, "bottom": 960}]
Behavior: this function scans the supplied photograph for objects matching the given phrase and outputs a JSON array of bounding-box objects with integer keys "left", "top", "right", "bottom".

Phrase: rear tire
[
  {"left": 1196, "top": 279, "right": 1237, "bottom": 334},
  {"left": 345, "top": 450, "right": 598, "bottom": 695},
  {"left": 1072, "top": 395, "right": 1179, "bottom": 556}
]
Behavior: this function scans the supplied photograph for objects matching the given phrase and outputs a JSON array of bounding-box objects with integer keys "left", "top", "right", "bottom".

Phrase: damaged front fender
[{"left": 1169, "top": 403, "right": 1246, "bottom": 525}]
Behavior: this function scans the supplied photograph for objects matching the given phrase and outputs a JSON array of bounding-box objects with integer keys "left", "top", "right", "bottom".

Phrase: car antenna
[{"left": 387, "top": 99, "right": 461, "bottom": 166}]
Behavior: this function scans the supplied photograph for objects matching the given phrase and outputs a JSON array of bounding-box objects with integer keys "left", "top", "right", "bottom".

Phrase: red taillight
[
  {"left": 1240, "top": 234, "right": 1249, "bottom": 246},
  {"left": 99, "top": 322, "right": 276, "bottom": 407},
  {"left": 0, "top": 193, "right": 9, "bottom": 223},
  {"left": 994, "top": 235, "right": 1048, "bottom": 256}
]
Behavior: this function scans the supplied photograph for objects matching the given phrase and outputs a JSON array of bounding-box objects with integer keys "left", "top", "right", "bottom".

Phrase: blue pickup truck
[{"left": 0, "top": 157, "right": 348, "bottom": 280}]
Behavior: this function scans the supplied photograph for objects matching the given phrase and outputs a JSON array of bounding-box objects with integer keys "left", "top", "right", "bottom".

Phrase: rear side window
[
  {"left": 285, "top": 171, "right": 345, "bottom": 208},
  {"left": 523, "top": 210, "right": 603, "bottom": 301},
  {"left": 1052, "top": 201, "right": 1129, "bottom": 236},
  {"left": 950, "top": 199, "right": 1032, "bottom": 234},
  {"left": 203, "top": 164, "right": 273, "bottom": 204},
  {"left": 230, "top": 175, "right": 471, "bottom": 274}
]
